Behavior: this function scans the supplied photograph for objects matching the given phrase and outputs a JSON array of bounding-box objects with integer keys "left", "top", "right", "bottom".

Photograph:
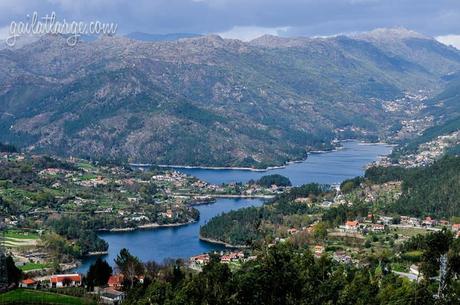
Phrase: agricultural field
[{"left": 0, "top": 289, "right": 94, "bottom": 305}]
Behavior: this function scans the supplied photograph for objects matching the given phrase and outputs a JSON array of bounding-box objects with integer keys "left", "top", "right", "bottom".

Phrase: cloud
[
  {"left": 0, "top": 0, "right": 458, "bottom": 38},
  {"left": 0, "top": 26, "right": 10, "bottom": 40},
  {"left": 437, "top": 35, "right": 460, "bottom": 50},
  {"left": 217, "top": 26, "right": 290, "bottom": 41}
]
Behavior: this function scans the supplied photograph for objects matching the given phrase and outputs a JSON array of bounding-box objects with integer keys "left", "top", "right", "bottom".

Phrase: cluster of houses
[
  {"left": 20, "top": 273, "right": 126, "bottom": 304},
  {"left": 341, "top": 217, "right": 386, "bottom": 234},
  {"left": 341, "top": 214, "right": 460, "bottom": 237},
  {"left": 20, "top": 274, "right": 82, "bottom": 289},
  {"left": 190, "top": 251, "right": 251, "bottom": 267}
]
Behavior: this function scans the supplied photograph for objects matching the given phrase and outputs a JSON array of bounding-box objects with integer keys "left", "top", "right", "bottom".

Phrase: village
[{"left": 0, "top": 151, "right": 287, "bottom": 286}]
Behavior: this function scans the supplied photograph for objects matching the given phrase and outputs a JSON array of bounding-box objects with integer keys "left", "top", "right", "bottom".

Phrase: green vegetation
[
  {"left": 0, "top": 289, "right": 92, "bottom": 305},
  {"left": 86, "top": 258, "right": 113, "bottom": 290},
  {"left": 200, "top": 184, "right": 330, "bottom": 245},
  {"left": 4, "top": 230, "right": 39, "bottom": 240},
  {"left": 365, "top": 156, "right": 460, "bottom": 218},
  {"left": 19, "top": 262, "right": 51, "bottom": 272},
  {"left": 3, "top": 30, "right": 460, "bottom": 167},
  {"left": 340, "top": 177, "right": 364, "bottom": 193},
  {"left": 123, "top": 234, "right": 460, "bottom": 305},
  {"left": 0, "top": 153, "right": 200, "bottom": 264},
  {"left": 253, "top": 174, "right": 292, "bottom": 187}
]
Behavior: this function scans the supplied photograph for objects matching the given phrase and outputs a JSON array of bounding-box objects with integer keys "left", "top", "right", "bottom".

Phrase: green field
[
  {"left": 4, "top": 230, "right": 39, "bottom": 240},
  {"left": 19, "top": 262, "right": 51, "bottom": 272},
  {"left": 0, "top": 289, "right": 93, "bottom": 305}
]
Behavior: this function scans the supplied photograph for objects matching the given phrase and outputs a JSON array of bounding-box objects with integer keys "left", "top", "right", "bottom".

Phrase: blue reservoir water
[
  {"left": 75, "top": 198, "right": 264, "bottom": 272},
  {"left": 176, "top": 141, "right": 392, "bottom": 185},
  {"left": 76, "top": 141, "right": 391, "bottom": 272}
]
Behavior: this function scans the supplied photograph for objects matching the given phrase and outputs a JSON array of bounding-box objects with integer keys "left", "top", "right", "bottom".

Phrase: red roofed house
[
  {"left": 439, "top": 220, "right": 449, "bottom": 226},
  {"left": 20, "top": 278, "right": 37, "bottom": 288},
  {"left": 314, "top": 245, "right": 325, "bottom": 257},
  {"left": 422, "top": 217, "right": 436, "bottom": 227},
  {"left": 345, "top": 221, "right": 359, "bottom": 232},
  {"left": 452, "top": 224, "right": 460, "bottom": 232},
  {"left": 220, "top": 255, "right": 232, "bottom": 264},
  {"left": 108, "top": 274, "right": 124, "bottom": 290},
  {"left": 371, "top": 224, "right": 385, "bottom": 232},
  {"left": 50, "top": 274, "right": 82, "bottom": 288},
  {"left": 190, "top": 254, "right": 210, "bottom": 265}
]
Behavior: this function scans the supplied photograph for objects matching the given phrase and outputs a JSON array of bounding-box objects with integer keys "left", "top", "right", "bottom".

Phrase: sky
[{"left": 0, "top": 0, "right": 459, "bottom": 48}]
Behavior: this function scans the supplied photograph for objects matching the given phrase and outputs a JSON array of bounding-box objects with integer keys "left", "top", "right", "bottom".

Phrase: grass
[
  {"left": 393, "top": 227, "right": 429, "bottom": 238},
  {"left": 19, "top": 262, "right": 51, "bottom": 271},
  {"left": 76, "top": 162, "right": 95, "bottom": 170},
  {"left": 80, "top": 174, "right": 98, "bottom": 181},
  {"left": 4, "top": 230, "right": 39, "bottom": 240},
  {"left": 0, "top": 289, "right": 93, "bottom": 305}
]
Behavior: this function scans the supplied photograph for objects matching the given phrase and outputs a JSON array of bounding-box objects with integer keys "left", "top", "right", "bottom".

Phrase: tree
[
  {"left": 257, "top": 175, "right": 292, "bottom": 187},
  {"left": 87, "top": 258, "right": 113, "bottom": 289},
  {"left": 115, "top": 248, "right": 144, "bottom": 288},
  {"left": 6, "top": 255, "right": 22, "bottom": 285},
  {"left": 313, "top": 222, "right": 328, "bottom": 242}
]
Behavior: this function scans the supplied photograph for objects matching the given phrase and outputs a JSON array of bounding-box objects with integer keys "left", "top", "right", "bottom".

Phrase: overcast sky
[{"left": 1, "top": 0, "right": 459, "bottom": 47}]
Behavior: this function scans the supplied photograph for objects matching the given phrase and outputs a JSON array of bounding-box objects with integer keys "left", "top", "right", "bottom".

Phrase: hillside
[
  {"left": 390, "top": 72, "right": 460, "bottom": 160},
  {"left": 1, "top": 28, "right": 460, "bottom": 167},
  {"left": 365, "top": 156, "right": 460, "bottom": 218}
]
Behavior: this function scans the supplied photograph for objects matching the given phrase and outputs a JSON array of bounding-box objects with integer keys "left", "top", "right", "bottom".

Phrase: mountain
[
  {"left": 125, "top": 32, "right": 202, "bottom": 41},
  {"left": 424, "top": 71, "right": 460, "bottom": 120},
  {"left": 391, "top": 71, "right": 460, "bottom": 158},
  {"left": 1, "top": 28, "right": 460, "bottom": 167}
]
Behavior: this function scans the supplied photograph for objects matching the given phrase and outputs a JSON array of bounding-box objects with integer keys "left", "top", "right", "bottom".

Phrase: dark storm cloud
[{"left": 0, "top": 0, "right": 459, "bottom": 38}]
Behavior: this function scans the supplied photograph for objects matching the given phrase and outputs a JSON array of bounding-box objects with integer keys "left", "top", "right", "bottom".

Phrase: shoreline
[
  {"left": 199, "top": 235, "right": 249, "bottom": 249},
  {"left": 131, "top": 140, "right": 392, "bottom": 172},
  {"left": 175, "top": 193, "right": 275, "bottom": 200},
  {"left": 86, "top": 251, "right": 108, "bottom": 256},
  {"left": 156, "top": 164, "right": 285, "bottom": 172},
  {"left": 98, "top": 219, "right": 197, "bottom": 233}
]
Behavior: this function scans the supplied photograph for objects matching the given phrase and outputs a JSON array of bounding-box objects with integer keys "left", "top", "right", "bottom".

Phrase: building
[
  {"left": 107, "top": 275, "right": 124, "bottom": 290},
  {"left": 345, "top": 221, "right": 359, "bottom": 232},
  {"left": 371, "top": 224, "right": 385, "bottom": 232},
  {"left": 422, "top": 217, "right": 436, "bottom": 227},
  {"left": 314, "top": 245, "right": 325, "bottom": 257},
  {"left": 452, "top": 224, "right": 460, "bottom": 232},
  {"left": 190, "top": 254, "right": 210, "bottom": 265},
  {"left": 20, "top": 278, "right": 37, "bottom": 288},
  {"left": 287, "top": 228, "right": 299, "bottom": 235},
  {"left": 100, "top": 288, "right": 125, "bottom": 304},
  {"left": 439, "top": 220, "right": 449, "bottom": 226},
  {"left": 50, "top": 274, "right": 82, "bottom": 288}
]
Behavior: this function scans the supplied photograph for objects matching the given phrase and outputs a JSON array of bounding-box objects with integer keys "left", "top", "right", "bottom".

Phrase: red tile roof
[
  {"left": 108, "top": 275, "right": 124, "bottom": 286},
  {"left": 22, "top": 279, "right": 36, "bottom": 285},
  {"left": 50, "top": 274, "right": 81, "bottom": 283},
  {"left": 345, "top": 221, "right": 359, "bottom": 227}
]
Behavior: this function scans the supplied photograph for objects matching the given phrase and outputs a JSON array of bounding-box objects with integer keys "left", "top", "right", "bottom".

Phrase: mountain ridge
[{"left": 1, "top": 28, "right": 460, "bottom": 167}]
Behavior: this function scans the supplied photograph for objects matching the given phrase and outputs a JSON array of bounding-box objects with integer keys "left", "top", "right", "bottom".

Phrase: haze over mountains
[{"left": 1, "top": 28, "right": 460, "bottom": 167}]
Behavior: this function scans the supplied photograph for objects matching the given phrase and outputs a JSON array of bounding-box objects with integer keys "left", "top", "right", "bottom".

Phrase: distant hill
[
  {"left": 1, "top": 28, "right": 460, "bottom": 167},
  {"left": 125, "top": 32, "right": 202, "bottom": 41}
]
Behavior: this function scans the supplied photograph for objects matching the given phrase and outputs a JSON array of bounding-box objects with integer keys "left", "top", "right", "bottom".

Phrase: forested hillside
[
  {"left": 365, "top": 156, "right": 460, "bottom": 218},
  {"left": 1, "top": 28, "right": 460, "bottom": 167},
  {"left": 200, "top": 184, "right": 331, "bottom": 245}
]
